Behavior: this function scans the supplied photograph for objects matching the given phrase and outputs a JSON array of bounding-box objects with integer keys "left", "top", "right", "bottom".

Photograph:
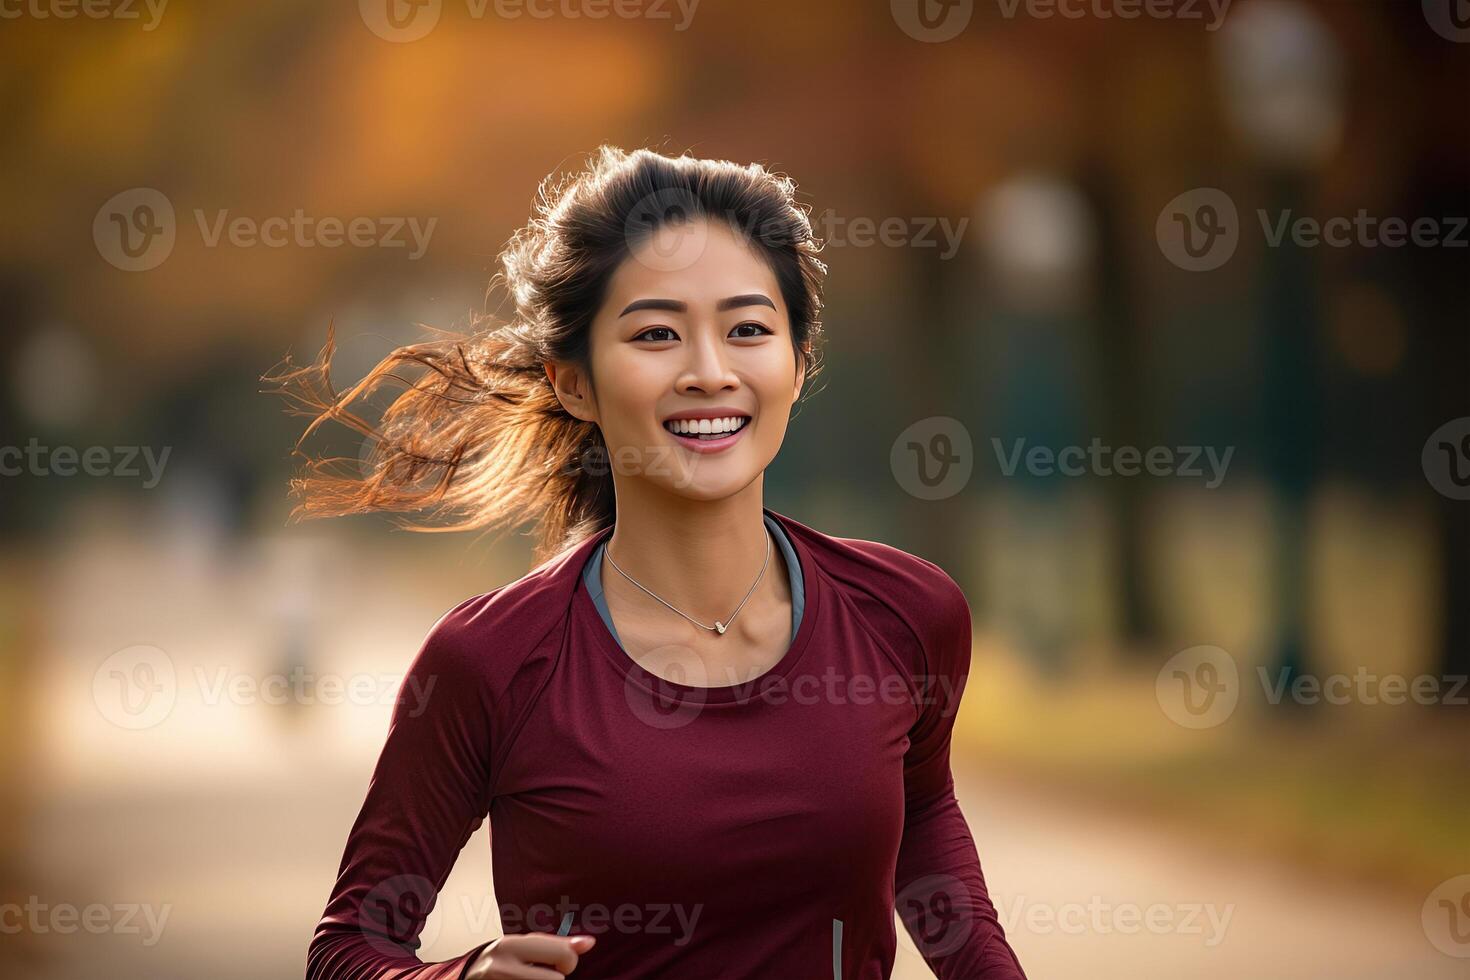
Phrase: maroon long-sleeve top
[{"left": 306, "top": 508, "right": 1028, "bottom": 979}]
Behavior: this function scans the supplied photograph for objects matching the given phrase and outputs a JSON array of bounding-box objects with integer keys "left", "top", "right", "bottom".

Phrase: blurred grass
[{"left": 955, "top": 636, "right": 1470, "bottom": 896}]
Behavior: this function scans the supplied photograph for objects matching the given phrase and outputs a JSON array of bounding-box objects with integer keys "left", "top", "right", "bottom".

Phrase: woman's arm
[
  {"left": 894, "top": 568, "right": 1028, "bottom": 980},
  {"left": 305, "top": 601, "right": 499, "bottom": 980}
]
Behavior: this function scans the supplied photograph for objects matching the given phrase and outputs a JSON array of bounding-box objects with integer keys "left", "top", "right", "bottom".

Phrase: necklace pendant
[{"left": 714, "top": 621, "right": 726, "bottom": 634}]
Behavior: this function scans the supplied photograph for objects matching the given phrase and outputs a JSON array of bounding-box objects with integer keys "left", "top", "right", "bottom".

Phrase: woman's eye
[{"left": 634, "top": 324, "right": 771, "bottom": 342}]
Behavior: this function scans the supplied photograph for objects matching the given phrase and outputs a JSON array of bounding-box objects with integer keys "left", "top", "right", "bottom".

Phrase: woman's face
[{"left": 550, "top": 217, "right": 805, "bottom": 502}]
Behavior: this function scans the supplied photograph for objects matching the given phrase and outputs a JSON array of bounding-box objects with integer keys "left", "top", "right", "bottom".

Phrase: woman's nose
[{"left": 678, "top": 333, "right": 738, "bottom": 392}]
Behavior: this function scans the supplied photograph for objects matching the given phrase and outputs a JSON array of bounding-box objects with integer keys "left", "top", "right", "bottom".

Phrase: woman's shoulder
[
  {"left": 774, "top": 511, "right": 966, "bottom": 610},
  {"left": 414, "top": 534, "right": 596, "bottom": 686},
  {"left": 772, "top": 510, "right": 971, "bottom": 665}
]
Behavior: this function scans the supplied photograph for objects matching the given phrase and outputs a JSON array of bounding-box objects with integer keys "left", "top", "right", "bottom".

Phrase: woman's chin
[{"left": 655, "top": 465, "right": 757, "bottom": 501}]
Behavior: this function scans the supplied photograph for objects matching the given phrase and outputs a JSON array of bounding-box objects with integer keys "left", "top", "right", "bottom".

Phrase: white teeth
[{"left": 664, "top": 416, "right": 748, "bottom": 436}]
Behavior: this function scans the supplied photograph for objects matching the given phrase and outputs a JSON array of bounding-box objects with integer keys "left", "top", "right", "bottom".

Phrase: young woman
[{"left": 278, "top": 146, "right": 1027, "bottom": 979}]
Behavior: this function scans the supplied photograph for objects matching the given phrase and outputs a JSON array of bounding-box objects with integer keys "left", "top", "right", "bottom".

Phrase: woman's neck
[{"left": 602, "top": 481, "right": 776, "bottom": 626}]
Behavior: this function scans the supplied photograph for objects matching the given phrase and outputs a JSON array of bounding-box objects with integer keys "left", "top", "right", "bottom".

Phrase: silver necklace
[{"left": 603, "top": 526, "right": 771, "bottom": 636}]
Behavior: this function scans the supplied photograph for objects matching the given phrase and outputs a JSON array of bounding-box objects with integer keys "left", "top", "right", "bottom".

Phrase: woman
[{"left": 276, "top": 146, "right": 1027, "bottom": 979}]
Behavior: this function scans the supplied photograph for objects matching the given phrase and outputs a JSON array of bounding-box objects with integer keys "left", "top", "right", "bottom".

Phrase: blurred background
[{"left": 1, "top": 1, "right": 1467, "bottom": 977}]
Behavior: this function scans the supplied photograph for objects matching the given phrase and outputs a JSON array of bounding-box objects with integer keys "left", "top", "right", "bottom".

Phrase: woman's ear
[{"left": 545, "top": 361, "right": 598, "bottom": 424}]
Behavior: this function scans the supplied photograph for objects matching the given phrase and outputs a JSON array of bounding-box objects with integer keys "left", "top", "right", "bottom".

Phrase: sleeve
[
  {"left": 305, "top": 601, "right": 500, "bottom": 980},
  {"left": 893, "top": 565, "right": 1028, "bottom": 980}
]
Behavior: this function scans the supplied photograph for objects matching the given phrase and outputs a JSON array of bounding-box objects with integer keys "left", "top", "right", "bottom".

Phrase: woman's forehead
[{"left": 607, "top": 222, "right": 783, "bottom": 312}]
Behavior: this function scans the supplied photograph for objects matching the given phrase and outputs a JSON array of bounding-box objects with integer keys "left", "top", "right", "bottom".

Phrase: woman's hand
[{"left": 466, "top": 933, "right": 596, "bottom": 978}]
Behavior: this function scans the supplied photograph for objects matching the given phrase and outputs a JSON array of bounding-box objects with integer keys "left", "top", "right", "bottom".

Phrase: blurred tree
[
  {"left": 1259, "top": 170, "right": 1322, "bottom": 705},
  {"left": 1408, "top": 172, "right": 1470, "bottom": 689},
  {"left": 1080, "top": 159, "right": 1156, "bottom": 653}
]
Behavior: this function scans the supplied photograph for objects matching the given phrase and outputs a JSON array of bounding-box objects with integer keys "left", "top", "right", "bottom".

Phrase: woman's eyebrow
[
  {"left": 619, "top": 294, "right": 777, "bottom": 317},
  {"left": 718, "top": 293, "right": 777, "bottom": 312}
]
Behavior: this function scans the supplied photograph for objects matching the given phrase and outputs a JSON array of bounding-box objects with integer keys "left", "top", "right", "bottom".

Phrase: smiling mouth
[{"left": 662, "top": 415, "right": 751, "bottom": 442}]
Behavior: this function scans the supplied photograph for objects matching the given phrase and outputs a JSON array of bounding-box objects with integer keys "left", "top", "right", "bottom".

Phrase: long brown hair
[{"left": 263, "top": 145, "right": 828, "bottom": 564}]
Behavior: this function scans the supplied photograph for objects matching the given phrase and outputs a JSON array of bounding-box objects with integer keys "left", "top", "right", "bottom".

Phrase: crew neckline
[
  {"left": 583, "top": 512, "right": 803, "bottom": 647},
  {"left": 574, "top": 508, "right": 821, "bottom": 706}
]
